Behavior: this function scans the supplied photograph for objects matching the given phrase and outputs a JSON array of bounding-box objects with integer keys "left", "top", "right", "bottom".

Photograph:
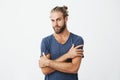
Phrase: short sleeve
[
  {"left": 40, "top": 38, "right": 50, "bottom": 57},
  {"left": 74, "top": 36, "right": 84, "bottom": 58}
]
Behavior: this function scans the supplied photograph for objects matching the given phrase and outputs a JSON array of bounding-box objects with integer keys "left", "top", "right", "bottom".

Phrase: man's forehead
[{"left": 50, "top": 11, "right": 63, "bottom": 19}]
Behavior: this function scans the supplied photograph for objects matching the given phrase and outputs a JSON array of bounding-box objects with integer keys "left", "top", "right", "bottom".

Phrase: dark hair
[{"left": 51, "top": 5, "right": 69, "bottom": 18}]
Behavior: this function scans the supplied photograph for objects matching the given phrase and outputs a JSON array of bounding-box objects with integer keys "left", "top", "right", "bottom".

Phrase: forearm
[
  {"left": 41, "top": 67, "right": 55, "bottom": 75},
  {"left": 41, "top": 53, "right": 70, "bottom": 75},
  {"left": 56, "top": 53, "right": 70, "bottom": 61},
  {"left": 46, "top": 56, "right": 82, "bottom": 74},
  {"left": 47, "top": 60, "right": 78, "bottom": 74}
]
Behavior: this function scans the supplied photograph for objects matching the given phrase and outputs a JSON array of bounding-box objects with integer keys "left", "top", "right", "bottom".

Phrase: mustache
[{"left": 54, "top": 26, "right": 60, "bottom": 28}]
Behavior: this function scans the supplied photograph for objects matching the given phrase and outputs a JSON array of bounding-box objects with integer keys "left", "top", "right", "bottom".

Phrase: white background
[{"left": 0, "top": 0, "right": 120, "bottom": 80}]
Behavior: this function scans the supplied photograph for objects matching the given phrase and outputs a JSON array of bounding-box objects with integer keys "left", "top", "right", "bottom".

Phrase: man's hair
[{"left": 51, "top": 5, "right": 69, "bottom": 18}]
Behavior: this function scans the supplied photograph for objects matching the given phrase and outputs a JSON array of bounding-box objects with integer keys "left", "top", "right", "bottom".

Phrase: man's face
[{"left": 50, "top": 11, "right": 67, "bottom": 34}]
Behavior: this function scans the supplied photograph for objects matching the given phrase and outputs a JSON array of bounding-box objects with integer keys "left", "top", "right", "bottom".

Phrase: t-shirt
[{"left": 40, "top": 32, "right": 84, "bottom": 80}]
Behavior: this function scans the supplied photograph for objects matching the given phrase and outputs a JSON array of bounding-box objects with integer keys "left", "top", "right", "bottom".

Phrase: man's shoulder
[
  {"left": 42, "top": 34, "right": 53, "bottom": 42},
  {"left": 71, "top": 32, "right": 83, "bottom": 40},
  {"left": 70, "top": 32, "right": 84, "bottom": 46}
]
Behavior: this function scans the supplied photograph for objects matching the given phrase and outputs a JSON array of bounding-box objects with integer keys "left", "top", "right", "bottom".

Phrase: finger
[
  {"left": 77, "top": 52, "right": 83, "bottom": 55},
  {"left": 46, "top": 54, "right": 50, "bottom": 58},
  {"left": 73, "top": 53, "right": 83, "bottom": 58},
  {"left": 76, "top": 49, "right": 84, "bottom": 52},
  {"left": 72, "top": 44, "right": 74, "bottom": 48},
  {"left": 77, "top": 53, "right": 83, "bottom": 56},
  {"left": 70, "top": 44, "right": 74, "bottom": 49},
  {"left": 43, "top": 52, "right": 45, "bottom": 56},
  {"left": 75, "top": 45, "right": 83, "bottom": 49},
  {"left": 78, "top": 54, "right": 83, "bottom": 57},
  {"left": 75, "top": 50, "right": 84, "bottom": 54},
  {"left": 43, "top": 52, "right": 46, "bottom": 57}
]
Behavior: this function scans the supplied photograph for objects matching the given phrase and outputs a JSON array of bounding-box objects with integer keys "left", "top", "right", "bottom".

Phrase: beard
[{"left": 53, "top": 23, "right": 66, "bottom": 34}]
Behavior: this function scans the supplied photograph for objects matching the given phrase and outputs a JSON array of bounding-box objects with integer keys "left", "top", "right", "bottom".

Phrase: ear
[{"left": 65, "top": 16, "right": 68, "bottom": 22}]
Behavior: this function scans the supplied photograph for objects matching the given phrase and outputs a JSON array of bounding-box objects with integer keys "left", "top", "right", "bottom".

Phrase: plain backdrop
[{"left": 0, "top": 0, "right": 120, "bottom": 80}]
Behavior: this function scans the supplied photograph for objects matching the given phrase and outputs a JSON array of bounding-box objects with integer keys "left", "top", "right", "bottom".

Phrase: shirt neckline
[{"left": 52, "top": 32, "right": 72, "bottom": 45}]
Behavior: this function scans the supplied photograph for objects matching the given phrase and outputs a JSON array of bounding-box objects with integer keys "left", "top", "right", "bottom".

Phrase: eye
[
  {"left": 57, "top": 18, "right": 61, "bottom": 21},
  {"left": 51, "top": 19, "right": 54, "bottom": 22}
]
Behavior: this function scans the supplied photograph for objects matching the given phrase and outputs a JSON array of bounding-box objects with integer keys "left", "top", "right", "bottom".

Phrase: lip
[{"left": 54, "top": 26, "right": 60, "bottom": 29}]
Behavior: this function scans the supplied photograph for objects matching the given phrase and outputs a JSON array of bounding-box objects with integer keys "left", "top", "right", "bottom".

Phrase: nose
[{"left": 54, "top": 21, "right": 58, "bottom": 27}]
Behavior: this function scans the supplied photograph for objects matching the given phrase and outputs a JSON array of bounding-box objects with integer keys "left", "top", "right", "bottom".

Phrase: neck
[
  {"left": 54, "top": 28, "right": 70, "bottom": 38},
  {"left": 53, "top": 28, "right": 70, "bottom": 44}
]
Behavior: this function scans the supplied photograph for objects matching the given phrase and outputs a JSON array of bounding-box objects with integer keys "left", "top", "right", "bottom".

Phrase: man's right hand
[
  {"left": 67, "top": 44, "right": 84, "bottom": 58},
  {"left": 39, "top": 53, "right": 50, "bottom": 68}
]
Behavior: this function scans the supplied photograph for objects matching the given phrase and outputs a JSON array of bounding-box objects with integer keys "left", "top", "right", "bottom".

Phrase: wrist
[{"left": 66, "top": 52, "right": 71, "bottom": 58}]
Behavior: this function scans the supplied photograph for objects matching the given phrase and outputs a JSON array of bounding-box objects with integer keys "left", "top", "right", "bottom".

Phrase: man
[{"left": 39, "top": 5, "right": 84, "bottom": 80}]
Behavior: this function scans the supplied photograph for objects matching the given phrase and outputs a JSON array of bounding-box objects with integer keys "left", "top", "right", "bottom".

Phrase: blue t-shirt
[{"left": 40, "top": 32, "right": 84, "bottom": 80}]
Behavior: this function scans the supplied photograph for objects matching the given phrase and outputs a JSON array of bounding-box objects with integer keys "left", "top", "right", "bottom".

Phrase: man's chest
[{"left": 49, "top": 42, "right": 72, "bottom": 60}]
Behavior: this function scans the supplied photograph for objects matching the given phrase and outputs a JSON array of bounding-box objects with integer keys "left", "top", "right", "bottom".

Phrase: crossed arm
[{"left": 39, "top": 44, "right": 84, "bottom": 75}]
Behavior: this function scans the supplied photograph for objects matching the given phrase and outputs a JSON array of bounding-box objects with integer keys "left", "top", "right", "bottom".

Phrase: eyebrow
[{"left": 50, "top": 17, "right": 62, "bottom": 21}]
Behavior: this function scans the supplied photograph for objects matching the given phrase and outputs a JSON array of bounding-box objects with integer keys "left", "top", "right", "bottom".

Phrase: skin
[{"left": 39, "top": 11, "right": 84, "bottom": 75}]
